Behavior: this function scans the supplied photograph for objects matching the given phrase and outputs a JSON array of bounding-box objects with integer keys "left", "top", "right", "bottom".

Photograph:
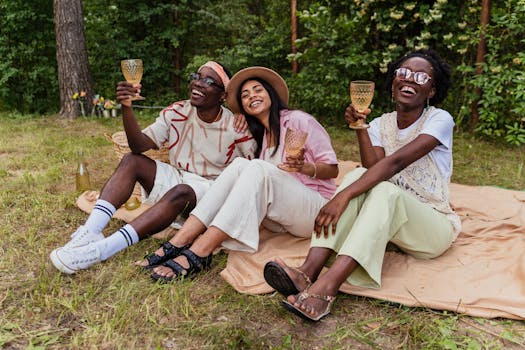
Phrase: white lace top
[{"left": 376, "top": 107, "right": 461, "bottom": 237}]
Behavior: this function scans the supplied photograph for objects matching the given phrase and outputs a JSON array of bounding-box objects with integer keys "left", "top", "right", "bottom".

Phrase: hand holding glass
[
  {"left": 121, "top": 59, "right": 145, "bottom": 101},
  {"left": 278, "top": 128, "right": 308, "bottom": 172},
  {"left": 349, "top": 80, "right": 374, "bottom": 129}
]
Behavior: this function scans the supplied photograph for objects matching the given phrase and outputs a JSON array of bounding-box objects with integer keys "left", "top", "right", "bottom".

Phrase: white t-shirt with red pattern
[{"left": 143, "top": 100, "right": 256, "bottom": 179}]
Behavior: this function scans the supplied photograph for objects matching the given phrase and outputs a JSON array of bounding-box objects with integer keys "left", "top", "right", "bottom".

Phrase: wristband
[{"left": 311, "top": 162, "right": 317, "bottom": 178}]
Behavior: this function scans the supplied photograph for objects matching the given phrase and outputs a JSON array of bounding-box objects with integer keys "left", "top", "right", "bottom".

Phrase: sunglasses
[
  {"left": 394, "top": 67, "right": 432, "bottom": 85},
  {"left": 189, "top": 72, "right": 223, "bottom": 90}
]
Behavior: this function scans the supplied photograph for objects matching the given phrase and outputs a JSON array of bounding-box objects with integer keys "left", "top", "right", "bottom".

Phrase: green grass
[{"left": 0, "top": 112, "right": 524, "bottom": 349}]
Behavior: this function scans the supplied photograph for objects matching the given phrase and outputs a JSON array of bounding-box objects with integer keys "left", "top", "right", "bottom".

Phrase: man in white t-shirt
[{"left": 50, "top": 61, "right": 256, "bottom": 274}]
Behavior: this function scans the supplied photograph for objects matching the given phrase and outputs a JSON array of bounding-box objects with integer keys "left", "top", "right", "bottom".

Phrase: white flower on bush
[
  {"left": 390, "top": 10, "right": 404, "bottom": 20},
  {"left": 458, "top": 22, "right": 467, "bottom": 29},
  {"left": 429, "top": 9, "right": 443, "bottom": 20},
  {"left": 420, "top": 31, "right": 431, "bottom": 40},
  {"left": 404, "top": 3, "right": 416, "bottom": 11},
  {"left": 443, "top": 33, "right": 453, "bottom": 41}
]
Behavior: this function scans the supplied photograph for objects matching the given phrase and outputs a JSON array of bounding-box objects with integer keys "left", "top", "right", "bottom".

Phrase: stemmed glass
[
  {"left": 121, "top": 59, "right": 145, "bottom": 101},
  {"left": 349, "top": 80, "right": 375, "bottom": 129},
  {"left": 277, "top": 128, "right": 308, "bottom": 171}
]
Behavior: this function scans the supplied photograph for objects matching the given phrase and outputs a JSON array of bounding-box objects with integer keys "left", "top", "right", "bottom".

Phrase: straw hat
[{"left": 225, "top": 66, "right": 289, "bottom": 114}]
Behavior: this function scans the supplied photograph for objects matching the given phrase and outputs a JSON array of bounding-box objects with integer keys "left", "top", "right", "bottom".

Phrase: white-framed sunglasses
[{"left": 394, "top": 67, "right": 432, "bottom": 85}]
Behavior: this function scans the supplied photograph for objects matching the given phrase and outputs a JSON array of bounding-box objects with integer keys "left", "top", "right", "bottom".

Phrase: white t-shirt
[
  {"left": 367, "top": 108, "right": 454, "bottom": 180},
  {"left": 143, "top": 100, "right": 257, "bottom": 179}
]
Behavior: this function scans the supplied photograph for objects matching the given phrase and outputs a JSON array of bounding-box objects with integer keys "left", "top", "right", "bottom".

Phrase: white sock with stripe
[
  {"left": 84, "top": 199, "right": 116, "bottom": 234},
  {"left": 95, "top": 224, "right": 140, "bottom": 261}
]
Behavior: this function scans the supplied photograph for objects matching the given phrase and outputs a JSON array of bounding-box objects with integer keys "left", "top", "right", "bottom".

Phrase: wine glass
[
  {"left": 277, "top": 128, "right": 308, "bottom": 172},
  {"left": 121, "top": 59, "right": 145, "bottom": 101},
  {"left": 349, "top": 80, "right": 375, "bottom": 129}
]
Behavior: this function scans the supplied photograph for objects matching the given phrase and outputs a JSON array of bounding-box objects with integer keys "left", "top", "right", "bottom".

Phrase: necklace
[
  {"left": 212, "top": 108, "right": 223, "bottom": 123},
  {"left": 198, "top": 107, "right": 223, "bottom": 123}
]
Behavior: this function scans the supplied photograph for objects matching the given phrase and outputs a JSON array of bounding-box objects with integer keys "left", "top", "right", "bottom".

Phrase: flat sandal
[{"left": 281, "top": 291, "right": 336, "bottom": 322}]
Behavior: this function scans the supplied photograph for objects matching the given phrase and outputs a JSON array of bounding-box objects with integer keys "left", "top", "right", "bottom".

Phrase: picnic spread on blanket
[{"left": 77, "top": 160, "right": 525, "bottom": 320}]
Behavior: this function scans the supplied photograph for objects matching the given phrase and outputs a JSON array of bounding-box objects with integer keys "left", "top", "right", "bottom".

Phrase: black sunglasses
[{"left": 189, "top": 72, "right": 224, "bottom": 90}]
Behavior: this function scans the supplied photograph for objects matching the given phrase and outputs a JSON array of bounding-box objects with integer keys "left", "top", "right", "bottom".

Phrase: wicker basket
[{"left": 105, "top": 131, "right": 170, "bottom": 197}]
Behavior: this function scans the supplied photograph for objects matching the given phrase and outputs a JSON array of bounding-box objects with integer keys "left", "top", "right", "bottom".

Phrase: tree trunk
[
  {"left": 290, "top": 0, "right": 298, "bottom": 74},
  {"left": 54, "top": 0, "right": 93, "bottom": 119},
  {"left": 471, "top": 0, "right": 491, "bottom": 131}
]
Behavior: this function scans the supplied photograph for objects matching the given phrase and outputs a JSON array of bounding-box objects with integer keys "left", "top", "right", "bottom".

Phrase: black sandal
[
  {"left": 142, "top": 242, "right": 189, "bottom": 270},
  {"left": 264, "top": 261, "right": 312, "bottom": 296},
  {"left": 151, "top": 249, "right": 212, "bottom": 282}
]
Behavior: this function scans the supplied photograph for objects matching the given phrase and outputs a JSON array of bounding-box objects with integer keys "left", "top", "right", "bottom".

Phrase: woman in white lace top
[{"left": 264, "top": 49, "right": 461, "bottom": 321}]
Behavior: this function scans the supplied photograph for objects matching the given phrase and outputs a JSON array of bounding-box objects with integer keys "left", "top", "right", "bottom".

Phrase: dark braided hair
[
  {"left": 385, "top": 49, "right": 451, "bottom": 106},
  {"left": 236, "top": 78, "right": 288, "bottom": 158}
]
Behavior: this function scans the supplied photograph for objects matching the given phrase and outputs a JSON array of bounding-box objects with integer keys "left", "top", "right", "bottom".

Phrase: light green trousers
[{"left": 311, "top": 167, "right": 454, "bottom": 289}]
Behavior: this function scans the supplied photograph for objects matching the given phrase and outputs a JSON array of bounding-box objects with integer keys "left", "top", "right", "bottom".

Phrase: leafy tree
[
  {"left": 1, "top": 0, "right": 523, "bottom": 145},
  {"left": 457, "top": 0, "right": 525, "bottom": 145},
  {"left": 0, "top": 0, "right": 57, "bottom": 113},
  {"left": 287, "top": 0, "right": 476, "bottom": 124}
]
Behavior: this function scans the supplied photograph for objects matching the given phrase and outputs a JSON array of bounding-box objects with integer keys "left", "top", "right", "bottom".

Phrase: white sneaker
[
  {"left": 64, "top": 226, "right": 104, "bottom": 249},
  {"left": 50, "top": 243, "right": 101, "bottom": 274}
]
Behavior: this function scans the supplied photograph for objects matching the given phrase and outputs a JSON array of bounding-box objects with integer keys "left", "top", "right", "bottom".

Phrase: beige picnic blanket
[{"left": 77, "top": 161, "right": 525, "bottom": 320}]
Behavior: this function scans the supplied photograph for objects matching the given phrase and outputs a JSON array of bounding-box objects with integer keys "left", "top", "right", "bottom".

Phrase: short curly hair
[{"left": 385, "top": 49, "right": 451, "bottom": 105}]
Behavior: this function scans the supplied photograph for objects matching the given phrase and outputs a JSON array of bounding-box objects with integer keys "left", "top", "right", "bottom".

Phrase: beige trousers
[
  {"left": 192, "top": 158, "right": 328, "bottom": 252},
  {"left": 312, "top": 167, "right": 454, "bottom": 289}
]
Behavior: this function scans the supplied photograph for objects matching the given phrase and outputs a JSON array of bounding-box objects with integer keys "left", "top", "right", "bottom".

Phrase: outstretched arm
[
  {"left": 116, "top": 81, "right": 157, "bottom": 153},
  {"left": 314, "top": 133, "right": 440, "bottom": 237}
]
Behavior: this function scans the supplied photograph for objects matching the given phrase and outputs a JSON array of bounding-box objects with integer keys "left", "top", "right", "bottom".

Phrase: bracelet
[{"left": 311, "top": 162, "right": 317, "bottom": 178}]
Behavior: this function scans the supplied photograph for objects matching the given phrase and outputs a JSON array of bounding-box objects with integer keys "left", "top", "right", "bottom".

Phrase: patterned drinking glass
[
  {"left": 349, "top": 80, "right": 374, "bottom": 129},
  {"left": 278, "top": 128, "right": 308, "bottom": 172}
]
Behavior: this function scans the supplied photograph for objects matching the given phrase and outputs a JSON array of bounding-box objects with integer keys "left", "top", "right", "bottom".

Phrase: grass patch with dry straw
[{"left": 0, "top": 111, "right": 524, "bottom": 349}]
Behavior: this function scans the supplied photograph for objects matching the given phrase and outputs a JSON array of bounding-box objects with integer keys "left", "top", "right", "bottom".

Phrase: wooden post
[
  {"left": 471, "top": 0, "right": 491, "bottom": 131},
  {"left": 291, "top": 0, "right": 298, "bottom": 73}
]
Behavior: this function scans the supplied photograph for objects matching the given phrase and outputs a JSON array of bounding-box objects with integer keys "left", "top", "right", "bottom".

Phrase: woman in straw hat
[{"left": 140, "top": 66, "right": 339, "bottom": 282}]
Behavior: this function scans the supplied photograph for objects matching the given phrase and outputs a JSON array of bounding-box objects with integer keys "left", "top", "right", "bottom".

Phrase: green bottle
[{"left": 76, "top": 150, "right": 92, "bottom": 192}]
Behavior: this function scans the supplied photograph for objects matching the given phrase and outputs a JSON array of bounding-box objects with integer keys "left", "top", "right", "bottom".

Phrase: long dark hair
[
  {"left": 236, "top": 78, "right": 288, "bottom": 158},
  {"left": 385, "top": 49, "right": 451, "bottom": 106}
]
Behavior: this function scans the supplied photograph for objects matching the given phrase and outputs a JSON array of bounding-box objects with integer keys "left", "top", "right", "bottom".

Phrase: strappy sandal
[
  {"left": 281, "top": 291, "right": 336, "bottom": 322},
  {"left": 150, "top": 249, "right": 212, "bottom": 282},
  {"left": 142, "top": 242, "right": 189, "bottom": 270},
  {"left": 263, "top": 261, "right": 312, "bottom": 296}
]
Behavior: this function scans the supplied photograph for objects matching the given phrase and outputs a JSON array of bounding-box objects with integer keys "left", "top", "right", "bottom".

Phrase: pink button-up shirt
[{"left": 259, "top": 109, "right": 338, "bottom": 199}]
